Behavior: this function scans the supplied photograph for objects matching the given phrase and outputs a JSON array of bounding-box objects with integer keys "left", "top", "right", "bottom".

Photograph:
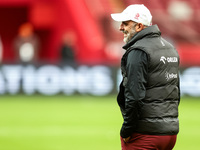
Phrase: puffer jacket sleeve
[{"left": 120, "top": 49, "right": 148, "bottom": 138}]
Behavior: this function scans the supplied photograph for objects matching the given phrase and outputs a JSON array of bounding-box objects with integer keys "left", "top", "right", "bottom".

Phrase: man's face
[{"left": 119, "top": 21, "right": 137, "bottom": 43}]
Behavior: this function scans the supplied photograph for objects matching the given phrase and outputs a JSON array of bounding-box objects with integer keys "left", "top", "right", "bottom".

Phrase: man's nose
[{"left": 119, "top": 23, "right": 124, "bottom": 31}]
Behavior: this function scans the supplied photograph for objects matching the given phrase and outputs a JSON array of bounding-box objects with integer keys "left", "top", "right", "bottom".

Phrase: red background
[{"left": 0, "top": 0, "right": 200, "bottom": 66}]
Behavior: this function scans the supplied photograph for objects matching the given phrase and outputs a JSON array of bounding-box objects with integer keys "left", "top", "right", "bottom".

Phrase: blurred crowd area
[{"left": 0, "top": 0, "right": 200, "bottom": 66}]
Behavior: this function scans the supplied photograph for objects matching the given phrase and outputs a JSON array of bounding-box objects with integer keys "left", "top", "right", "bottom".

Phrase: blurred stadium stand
[{"left": 0, "top": 0, "right": 199, "bottom": 66}]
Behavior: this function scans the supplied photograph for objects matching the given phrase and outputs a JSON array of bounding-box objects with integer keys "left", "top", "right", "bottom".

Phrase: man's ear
[{"left": 135, "top": 23, "right": 145, "bottom": 32}]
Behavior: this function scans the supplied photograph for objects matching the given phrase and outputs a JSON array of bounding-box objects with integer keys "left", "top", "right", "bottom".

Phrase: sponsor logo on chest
[
  {"left": 165, "top": 72, "right": 178, "bottom": 81},
  {"left": 160, "top": 56, "right": 178, "bottom": 64}
]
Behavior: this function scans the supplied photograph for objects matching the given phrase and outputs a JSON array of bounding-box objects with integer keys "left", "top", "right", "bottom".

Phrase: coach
[{"left": 111, "top": 4, "right": 180, "bottom": 150}]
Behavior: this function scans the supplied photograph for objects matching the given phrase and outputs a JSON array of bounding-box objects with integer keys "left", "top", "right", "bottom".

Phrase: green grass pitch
[{"left": 0, "top": 95, "right": 199, "bottom": 150}]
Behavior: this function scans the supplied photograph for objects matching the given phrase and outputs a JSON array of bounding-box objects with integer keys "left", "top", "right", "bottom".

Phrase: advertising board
[{"left": 0, "top": 65, "right": 199, "bottom": 97}]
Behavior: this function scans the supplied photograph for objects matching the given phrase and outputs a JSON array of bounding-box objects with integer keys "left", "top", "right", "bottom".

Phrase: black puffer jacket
[{"left": 117, "top": 25, "right": 180, "bottom": 138}]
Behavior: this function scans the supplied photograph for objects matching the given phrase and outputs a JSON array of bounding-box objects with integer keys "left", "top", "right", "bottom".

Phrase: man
[
  {"left": 111, "top": 4, "right": 180, "bottom": 150},
  {"left": 14, "top": 22, "right": 39, "bottom": 63}
]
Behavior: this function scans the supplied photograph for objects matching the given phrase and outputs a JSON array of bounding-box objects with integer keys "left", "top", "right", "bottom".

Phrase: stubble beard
[{"left": 123, "top": 28, "right": 136, "bottom": 43}]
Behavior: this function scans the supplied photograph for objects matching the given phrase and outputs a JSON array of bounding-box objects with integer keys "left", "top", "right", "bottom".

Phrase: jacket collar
[{"left": 122, "top": 25, "right": 161, "bottom": 50}]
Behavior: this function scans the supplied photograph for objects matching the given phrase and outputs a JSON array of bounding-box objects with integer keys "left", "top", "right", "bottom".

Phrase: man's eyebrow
[{"left": 122, "top": 21, "right": 128, "bottom": 25}]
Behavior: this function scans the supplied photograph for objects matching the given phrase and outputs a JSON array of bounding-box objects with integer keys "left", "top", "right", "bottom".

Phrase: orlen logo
[
  {"left": 160, "top": 56, "right": 178, "bottom": 64},
  {"left": 165, "top": 72, "right": 178, "bottom": 81},
  {"left": 160, "top": 56, "right": 167, "bottom": 64}
]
